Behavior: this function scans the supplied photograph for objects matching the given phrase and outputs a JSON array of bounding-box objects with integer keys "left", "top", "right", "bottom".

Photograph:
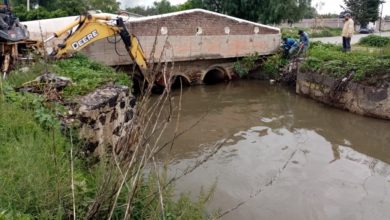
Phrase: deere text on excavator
[{"left": 44, "top": 13, "right": 151, "bottom": 86}]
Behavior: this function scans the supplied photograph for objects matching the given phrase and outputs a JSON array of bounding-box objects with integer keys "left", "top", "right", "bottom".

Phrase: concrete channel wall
[
  {"left": 296, "top": 71, "right": 390, "bottom": 120},
  {"left": 83, "top": 9, "right": 281, "bottom": 66},
  {"left": 279, "top": 18, "right": 390, "bottom": 31}
]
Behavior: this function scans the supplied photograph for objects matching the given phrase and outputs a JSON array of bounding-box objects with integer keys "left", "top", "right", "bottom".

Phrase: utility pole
[
  {"left": 27, "top": 0, "right": 30, "bottom": 11},
  {"left": 378, "top": 1, "right": 385, "bottom": 32}
]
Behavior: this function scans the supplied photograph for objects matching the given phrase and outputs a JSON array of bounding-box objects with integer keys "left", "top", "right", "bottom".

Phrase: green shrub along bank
[
  {"left": 0, "top": 55, "right": 212, "bottom": 219},
  {"left": 234, "top": 53, "right": 260, "bottom": 77},
  {"left": 260, "top": 55, "right": 289, "bottom": 78},
  {"left": 300, "top": 42, "right": 390, "bottom": 84},
  {"left": 234, "top": 53, "right": 288, "bottom": 79},
  {"left": 7, "top": 54, "right": 132, "bottom": 99},
  {"left": 281, "top": 27, "right": 342, "bottom": 39},
  {"left": 359, "top": 35, "right": 390, "bottom": 47}
]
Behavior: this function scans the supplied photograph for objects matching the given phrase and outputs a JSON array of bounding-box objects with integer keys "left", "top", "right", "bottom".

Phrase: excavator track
[{"left": 0, "top": 39, "right": 38, "bottom": 76}]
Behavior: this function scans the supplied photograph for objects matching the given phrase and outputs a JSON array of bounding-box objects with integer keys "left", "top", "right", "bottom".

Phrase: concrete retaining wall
[
  {"left": 279, "top": 18, "right": 390, "bottom": 31},
  {"left": 296, "top": 71, "right": 390, "bottom": 120}
]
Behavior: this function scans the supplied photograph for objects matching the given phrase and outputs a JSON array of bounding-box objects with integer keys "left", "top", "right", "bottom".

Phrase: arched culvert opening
[
  {"left": 203, "top": 68, "right": 228, "bottom": 85},
  {"left": 171, "top": 75, "right": 190, "bottom": 89},
  {"left": 132, "top": 74, "right": 164, "bottom": 95},
  {"left": 132, "top": 74, "right": 145, "bottom": 96}
]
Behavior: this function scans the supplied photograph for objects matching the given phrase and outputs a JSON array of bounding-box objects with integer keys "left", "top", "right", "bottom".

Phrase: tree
[
  {"left": 200, "top": 0, "right": 312, "bottom": 24},
  {"left": 177, "top": 0, "right": 204, "bottom": 10},
  {"left": 304, "top": 7, "right": 318, "bottom": 19},
  {"left": 126, "top": 0, "right": 177, "bottom": 16},
  {"left": 87, "top": 0, "right": 120, "bottom": 13},
  {"left": 10, "top": 0, "right": 121, "bottom": 20},
  {"left": 344, "top": 0, "right": 383, "bottom": 27},
  {"left": 126, "top": 6, "right": 158, "bottom": 16},
  {"left": 127, "top": 0, "right": 312, "bottom": 24},
  {"left": 153, "top": 0, "right": 178, "bottom": 14}
]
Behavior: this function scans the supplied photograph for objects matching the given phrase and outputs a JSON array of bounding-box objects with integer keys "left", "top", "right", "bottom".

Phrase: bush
[
  {"left": 234, "top": 53, "right": 260, "bottom": 77},
  {"left": 281, "top": 27, "right": 342, "bottom": 39},
  {"left": 261, "top": 54, "right": 288, "bottom": 78},
  {"left": 7, "top": 54, "right": 132, "bottom": 99},
  {"left": 300, "top": 42, "right": 390, "bottom": 83},
  {"left": 54, "top": 54, "right": 132, "bottom": 98},
  {"left": 359, "top": 35, "right": 390, "bottom": 47}
]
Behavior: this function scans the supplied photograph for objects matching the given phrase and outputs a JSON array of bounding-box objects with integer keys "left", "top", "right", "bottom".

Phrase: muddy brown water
[{"left": 157, "top": 80, "right": 390, "bottom": 220}]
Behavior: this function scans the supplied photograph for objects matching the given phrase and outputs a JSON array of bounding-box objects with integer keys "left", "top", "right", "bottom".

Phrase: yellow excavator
[{"left": 44, "top": 14, "right": 150, "bottom": 84}]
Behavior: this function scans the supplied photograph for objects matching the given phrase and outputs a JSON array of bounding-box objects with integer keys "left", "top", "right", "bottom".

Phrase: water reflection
[{"left": 157, "top": 80, "right": 390, "bottom": 220}]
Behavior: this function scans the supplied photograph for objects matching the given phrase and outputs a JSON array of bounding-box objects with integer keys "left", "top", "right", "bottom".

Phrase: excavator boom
[{"left": 46, "top": 14, "right": 148, "bottom": 76}]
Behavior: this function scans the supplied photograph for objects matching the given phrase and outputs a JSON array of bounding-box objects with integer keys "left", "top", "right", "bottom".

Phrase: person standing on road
[
  {"left": 298, "top": 30, "right": 310, "bottom": 55},
  {"left": 342, "top": 13, "right": 354, "bottom": 52}
]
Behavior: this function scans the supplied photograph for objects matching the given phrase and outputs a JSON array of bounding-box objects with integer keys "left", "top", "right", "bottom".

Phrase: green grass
[
  {"left": 7, "top": 54, "right": 132, "bottom": 99},
  {"left": 300, "top": 42, "right": 390, "bottom": 84},
  {"left": 0, "top": 95, "right": 213, "bottom": 219},
  {"left": 281, "top": 27, "right": 342, "bottom": 39},
  {"left": 0, "top": 94, "right": 73, "bottom": 219},
  {"left": 54, "top": 54, "right": 131, "bottom": 98},
  {"left": 0, "top": 56, "right": 213, "bottom": 219}
]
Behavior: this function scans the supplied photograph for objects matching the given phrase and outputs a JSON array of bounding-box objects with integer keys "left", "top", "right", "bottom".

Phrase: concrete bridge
[{"left": 23, "top": 9, "right": 281, "bottom": 85}]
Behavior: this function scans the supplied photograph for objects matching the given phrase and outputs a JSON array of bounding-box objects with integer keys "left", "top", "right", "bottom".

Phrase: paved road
[{"left": 312, "top": 32, "right": 390, "bottom": 44}]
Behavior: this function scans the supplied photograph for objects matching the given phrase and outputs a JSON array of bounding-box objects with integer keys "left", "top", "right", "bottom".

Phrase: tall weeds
[{"left": 0, "top": 52, "right": 215, "bottom": 220}]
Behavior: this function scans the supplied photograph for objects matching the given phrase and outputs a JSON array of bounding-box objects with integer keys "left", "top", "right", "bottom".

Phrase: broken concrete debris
[{"left": 18, "top": 72, "right": 72, "bottom": 93}]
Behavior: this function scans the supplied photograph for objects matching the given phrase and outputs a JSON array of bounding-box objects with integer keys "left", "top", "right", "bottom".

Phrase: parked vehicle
[{"left": 359, "top": 26, "right": 375, "bottom": 34}]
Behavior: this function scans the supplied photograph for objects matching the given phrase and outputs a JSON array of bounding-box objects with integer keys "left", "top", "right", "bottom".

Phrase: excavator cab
[
  {"left": 0, "top": 0, "right": 36, "bottom": 76},
  {"left": 0, "top": 0, "right": 29, "bottom": 42}
]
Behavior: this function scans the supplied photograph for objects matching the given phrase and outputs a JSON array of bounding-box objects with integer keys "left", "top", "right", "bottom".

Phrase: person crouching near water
[
  {"left": 282, "top": 37, "right": 299, "bottom": 58},
  {"left": 342, "top": 13, "right": 354, "bottom": 52},
  {"left": 298, "top": 30, "right": 309, "bottom": 55}
]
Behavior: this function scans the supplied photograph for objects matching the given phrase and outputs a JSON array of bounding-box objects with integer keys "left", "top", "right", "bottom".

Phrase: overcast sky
[
  {"left": 312, "top": 0, "right": 389, "bottom": 16},
  {"left": 119, "top": 0, "right": 390, "bottom": 16}
]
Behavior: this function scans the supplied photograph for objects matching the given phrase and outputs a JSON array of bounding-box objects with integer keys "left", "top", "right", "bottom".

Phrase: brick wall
[
  {"left": 24, "top": 9, "right": 281, "bottom": 66},
  {"left": 128, "top": 11, "right": 279, "bottom": 36},
  {"left": 83, "top": 9, "right": 281, "bottom": 66}
]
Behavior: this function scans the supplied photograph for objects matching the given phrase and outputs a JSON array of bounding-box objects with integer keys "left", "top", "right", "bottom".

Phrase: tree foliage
[
  {"left": 9, "top": 0, "right": 120, "bottom": 21},
  {"left": 344, "top": 0, "right": 383, "bottom": 27},
  {"left": 126, "top": 0, "right": 312, "bottom": 24},
  {"left": 127, "top": 0, "right": 179, "bottom": 16},
  {"left": 11, "top": 0, "right": 312, "bottom": 24}
]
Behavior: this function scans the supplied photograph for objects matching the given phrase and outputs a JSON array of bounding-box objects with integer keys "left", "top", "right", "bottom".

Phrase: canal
[{"left": 158, "top": 80, "right": 390, "bottom": 220}]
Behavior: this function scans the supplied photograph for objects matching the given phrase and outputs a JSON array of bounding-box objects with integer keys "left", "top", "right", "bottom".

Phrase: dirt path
[{"left": 312, "top": 32, "right": 390, "bottom": 44}]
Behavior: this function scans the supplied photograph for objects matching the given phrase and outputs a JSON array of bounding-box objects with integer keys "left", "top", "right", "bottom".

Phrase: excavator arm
[{"left": 45, "top": 14, "right": 148, "bottom": 76}]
